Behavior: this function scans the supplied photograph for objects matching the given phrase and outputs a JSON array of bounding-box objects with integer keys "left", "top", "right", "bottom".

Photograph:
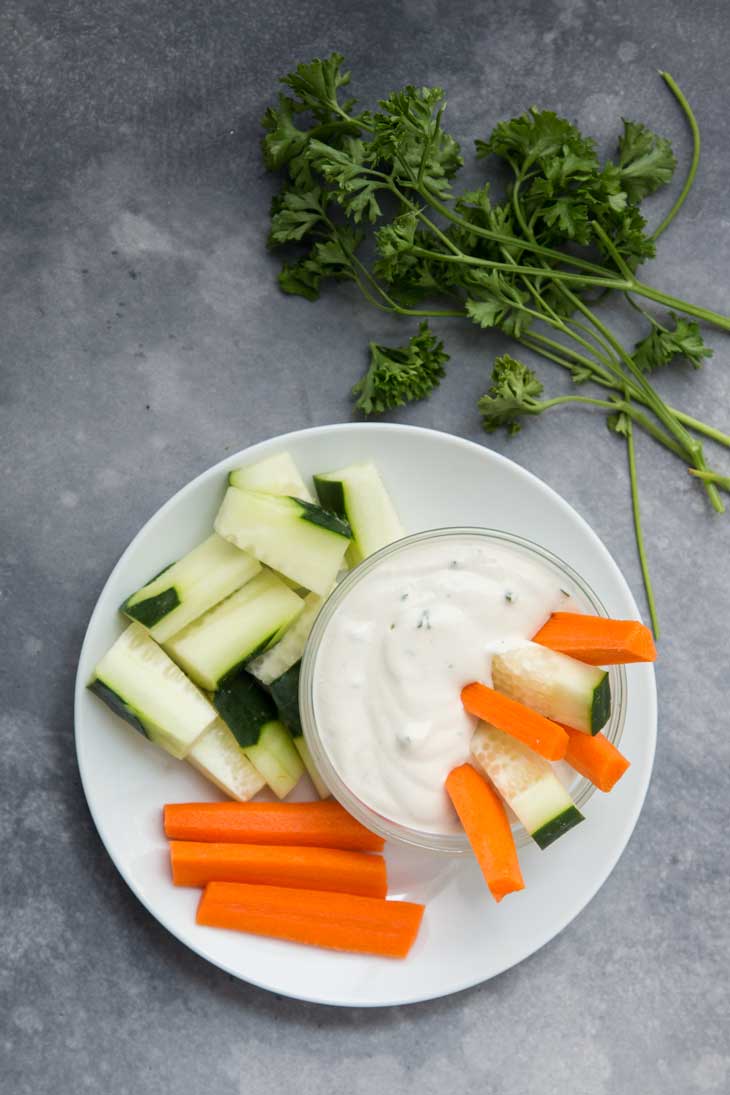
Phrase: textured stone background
[{"left": 2, "top": 1, "right": 729, "bottom": 1091}]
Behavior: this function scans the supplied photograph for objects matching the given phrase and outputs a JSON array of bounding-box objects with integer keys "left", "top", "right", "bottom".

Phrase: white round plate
[{"left": 75, "top": 424, "right": 657, "bottom": 1007}]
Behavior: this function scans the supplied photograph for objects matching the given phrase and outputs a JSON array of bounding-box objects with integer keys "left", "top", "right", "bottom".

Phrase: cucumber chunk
[
  {"left": 215, "top": 487, "right": 351, "bottom": 595},
  {"left": 213, "top": 673, "right": 304, "bottom": 798},
  {"left": 471, "top": 722, "right": 584, "bottom": 849},
  {"left": 186, "top": 718, "right": 266, "bottom": 801},
  {"left": 89, "top": 622, "right": 216, "bottom": 759},
  {"left": 293, "top": 736, "right": 330, "bottom": 799},
  {"left": 248, "top": 590, "right": 325, "bottom": 686},
  {"left": 164, "top": 570, "right": 304, "bottom": 691},
  {"left": 228, "top": 451, "right": 314, "bottom": 503},
  {"left": 245, "top": 724, "right": 304, "bottom": 799},
  {"left": 268, "top": 661, "right": 302, "bottom": 736},
  {"left": 249, "top": 592, "right": 332, "bottom": 799},
  {"left": 314, "top": 462, "right": 404, "bottom": 565},
  {"left": 492, "top": 641, "right": 610, "bottom": 734},
  {"left": 121, "top": 534, "right": 261, "bottom": 644},
  {"left": 259, "top": 661, "right": 330, "bottom": 799}
]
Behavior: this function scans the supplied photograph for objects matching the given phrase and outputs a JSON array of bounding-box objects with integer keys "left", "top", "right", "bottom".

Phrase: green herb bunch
[{"left": 262, "top": 54, "right": 730, "bottom": 634}]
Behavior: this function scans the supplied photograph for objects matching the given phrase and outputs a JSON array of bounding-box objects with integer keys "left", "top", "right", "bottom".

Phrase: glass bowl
[{"left": 300, "top": 528, "right": 627, "bottom": 854}]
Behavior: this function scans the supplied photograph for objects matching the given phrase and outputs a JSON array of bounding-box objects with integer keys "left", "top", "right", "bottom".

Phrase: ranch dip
[{"left": 312, "top": 535, "right": 577, "bottom": 834}]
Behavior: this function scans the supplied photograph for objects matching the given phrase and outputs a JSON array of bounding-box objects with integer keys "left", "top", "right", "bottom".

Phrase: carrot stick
[
  {"left": 533, "top": 612, "right": 656, "bottom": 665},
  {"left": 445, "top": 764, "right": 524, "bottom": 903},
  {"left": 562, "top": 726, "right": 631, "bottom": 792},
  {"left": 196, "top": 882, "right": 424, "bottom": 958},
  {"left": 461, "top": 682, "right": 568, "bottom": 761},
  {"left": 163, "top": 800, "right": 384, "bottom": 852},
  {"left": 170, "top": 841, "right": 387, "bottom": 898}
]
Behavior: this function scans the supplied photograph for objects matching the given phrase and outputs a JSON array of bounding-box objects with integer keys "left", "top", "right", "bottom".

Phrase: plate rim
[{"left": 74, "top": 422, "right": 657, "bottom": 1007}]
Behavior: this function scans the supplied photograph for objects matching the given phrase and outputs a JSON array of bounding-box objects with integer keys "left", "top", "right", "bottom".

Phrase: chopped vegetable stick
[
  {"left": 461, "top": 682, "right": 568, "bottom": 761},
  {"left": 197, "top": 882, "right": 424, "bottom": 958},
  {"left": 532, "top": 612, "right": 656, "bottom": 665},
  {"left": 445, "top": 764, "right": 524, "bottom": 903},
  {"left": 163, "top": 799, "right": 384, "bottom": 852},
  {"left": 562, "top": 726, "right": 631, "bottom": 792},
  {"left": 169, "top": 841, "right": 387, "bottom": 897}
]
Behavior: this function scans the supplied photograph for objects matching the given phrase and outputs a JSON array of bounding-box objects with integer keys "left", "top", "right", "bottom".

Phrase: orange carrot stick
[
  {"left": 170, "top": 841, "right": 387, "bottom": 898},
  {"left": 163, "top": 800, "right": 384, "bottom": 852},
  {"left": 461, "top": 682, "right": 568, "bottom": 761},
  {"left": 532, "top": 612, "right": 656, "bottom": 665},
  {"left": 196, "top": 882, "right": 424, "bottom": 958},
  {"left": 445, "top": 764, "right": 524, "bottom": 903},
  {"left": 562, "top": 726, "right": 630, "bottom": 792}
]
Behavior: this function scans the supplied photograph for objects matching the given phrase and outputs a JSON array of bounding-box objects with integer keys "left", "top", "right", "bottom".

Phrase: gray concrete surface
[{"left": 2, "top": 1, "right": 729, "bottom": 1091}]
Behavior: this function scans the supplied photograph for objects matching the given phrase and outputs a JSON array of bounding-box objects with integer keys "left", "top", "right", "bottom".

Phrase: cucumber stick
[
  {"left": 268, "top": 662, "right": 329, "bottom": 797},
  {"left": 313, "top": 462, "right": 404, "bottom": 565},
  {"left": 215, "top": 487, "right": 351, "bottom": 595},
  {"left": 249, "top": 594, "right": 331, "bottom": 797},
  {"left": 187, "top": 718, "right": 266, "bottom": 801},
  {"left": 293, "top": 736, "right": 329, "bottom": 799},
  {"left": 248, "top": 590, "right": 325, "bottom": 686},
  {"left": 492, "top": 642, "right": 610, "bottom": 734},
  {"left": 89, "top": 622, "right": 216, "bottom": 759},
  {"left": 213, "top": 673, "right": 304, "bottom": 798},
  {"left": 267, "top": 661, "right": 302, "bottom": 735},
  {"left": 471, "top": 722, "right": 584, "bottom": 849},
  {"left": 164, "top": 570, "right": 304, "bottom": 691},
  {"left": 121, "top": 534, "right": 260, "bottom": 643},
  {"left": 228, "top": 451, "right": 314, "bottom": 503}
]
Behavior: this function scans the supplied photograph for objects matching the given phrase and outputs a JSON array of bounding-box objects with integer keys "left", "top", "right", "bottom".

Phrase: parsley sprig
[
  {"left": 262, "top": 56, "right": 730, "bottom": 634},
  {"left": 352, "top": 324, "right": 449, "bottom": 414}
]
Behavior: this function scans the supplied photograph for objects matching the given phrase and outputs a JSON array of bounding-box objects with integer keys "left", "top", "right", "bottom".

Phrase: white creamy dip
[{"left": 313, "top": 535, "right": 579, "bottom": 834}]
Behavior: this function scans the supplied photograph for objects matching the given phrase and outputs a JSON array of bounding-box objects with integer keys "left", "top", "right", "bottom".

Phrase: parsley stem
[
  {"left": 625, "top": 414, "right": 660, "bottom": 637},
  {"left": 421, "top": 171, "right": 730, "bottom": 328},
  {"left": 420, "top": 187, "right": 616, "bottom": 277},
  {"left": 652, "top": 73, "right": 700, "bottom": 242},
  {"left": 670, "top": 411, "right": 730, "bottom": 449},
  {"left": 578, "top": 305, "right": 725, "bottom": 510},
  {"left": 330, "top": 217, "right": 465, "bottom": 319},
  {"left": 399, "top": 307, "right": 466, "bottom": 318},
  {"left": 405, "top": 207, "right": 464, "bottom": 258},
  {"left": 523, "top": 356, "right": 687, "bottom": 455},
  {"left": 566, "top": 316, "right": 619, "bottom": 363},
  {"left": 629, "top": 281, "right": 730, "bottom": 331},
  {"left": 591, "top": 221, "right": 636, "bottom": 282},
  {"left": 408, "top": 245, "right": 630, "bottom": 290},
  {"left": 689, "top": 469, "right": 730, "bottom": 492},
  {"left": 519, "top": 331, "right": 616, "bottom": 386},
  {"left": 522, "top": 331, "right": 730, "bottom": 449},
  {"left": 507, "top": 173, "right": 638, "bottom": 388},
  {"left": 624, "top": 293, "right": 668, "bottom": 331}
]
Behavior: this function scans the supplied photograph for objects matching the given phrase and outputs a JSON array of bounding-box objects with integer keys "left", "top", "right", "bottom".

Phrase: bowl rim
[{"left": 300, "top": 526, "right": 627, "bottom": 854}]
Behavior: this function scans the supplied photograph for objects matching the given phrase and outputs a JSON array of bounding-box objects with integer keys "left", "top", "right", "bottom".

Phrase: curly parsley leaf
[
  {"left": 465, "top": 272, "right": 532, "bottom": 336},
  {"left": 268, "top": 188, "right": 328, "bottom": 245},
  {"left": 617, "top": 119, "right": 677, "bottom": 202},
  {"left": 280, "top": 53, "right": 355, "bottom": 120},
  {"left": 478, "top": 355, "right": 545, "bottom": 435},
  {"left": 478, "top": 109, "right": 597, "bottom": 173},
  {"left": 352, "top": 323, "right": 449, "bottom": 414},
  {"left": 633, "top": 312, "right": 713, "bottom": 372},
  {"left": 306, "top": 137, "right": 384, "bottom": 222},
  {"left": 261, "top": 95, "right": 309, "bottom": 171},
  {"left": 369, "top": 86, "right": 462, "bottom": 195},
  {"left": 278, "top": 229, "right": 362, "bottom": 301}
]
